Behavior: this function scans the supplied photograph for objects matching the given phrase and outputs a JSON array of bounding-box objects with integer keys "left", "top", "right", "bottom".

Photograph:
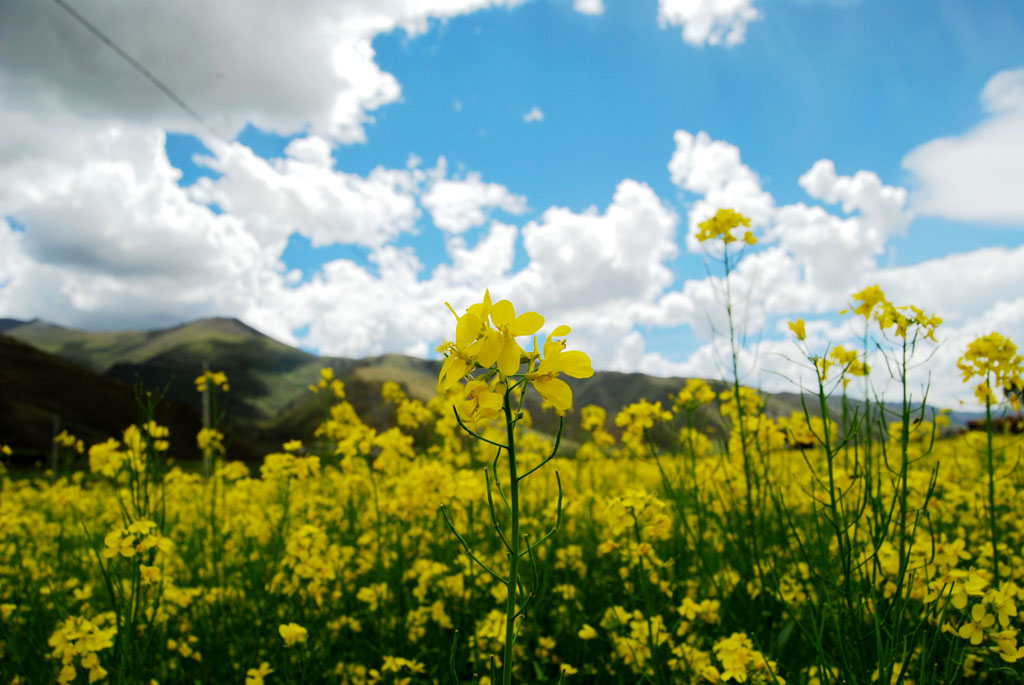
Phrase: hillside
[
  {"left": 0, "top": 335, "right": 214, "bottom": 466},
  {"left": 1, "top": 318, "right": 981, "bottom": 466}
]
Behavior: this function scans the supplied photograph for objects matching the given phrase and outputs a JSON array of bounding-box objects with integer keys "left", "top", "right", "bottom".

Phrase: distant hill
[
  {"left": 0, "top": 334, "right": 215, "bottom": 467},
  {"left": 0, "top": 318, "right": 31, "bottom": 334},
  {"left": 1, "top": 317, "right": 983, "bottom": 465}
]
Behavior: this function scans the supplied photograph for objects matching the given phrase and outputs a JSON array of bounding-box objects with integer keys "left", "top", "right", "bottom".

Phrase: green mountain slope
[{"left": 3, "top": 318, "right": 981, "bottom": 467}]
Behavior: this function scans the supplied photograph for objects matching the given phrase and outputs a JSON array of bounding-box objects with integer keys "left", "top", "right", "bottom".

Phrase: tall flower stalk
[
  {"left": 957, "top": 332, "right": 1024, "bottom": 587},
  {"left": 438, "top": 291, "right": 593, "bottom": 684}
]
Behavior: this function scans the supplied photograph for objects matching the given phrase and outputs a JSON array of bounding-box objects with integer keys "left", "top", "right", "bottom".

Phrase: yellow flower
[
  {"left": 788, "top": 318, "right": 806, "bottom": 341},
  {"left": 696, "top": 208, "right": 754, "bottom": 244},
  {"left": 458, "top": 379, "right": 504, "bottom": 423},
  {"left": 526, "top": 326, "right": 593, "bottom": 414},
  {"left": 278, "top": 622, "right": 308, "bottom": 646},
  {"left": 437, "top": 302, "right": 487, "bottom": 392},
  {"left": 958, "top": 332, "right": 1024, "bottom": 409},
  {"left": 577, "top": 623, "right": 598, "bottom": 640},
  {"left": 842, "top": 284, "right": 887, "bottom": 319},
  {"left": 194, "top": 370, "right": 229, "bottom": 393},
  {"left": 245, "top": 662, "right": 274, "bottom": 685},
  {"left": 477, "top": 298, "right": 544, "bottom": 377}
]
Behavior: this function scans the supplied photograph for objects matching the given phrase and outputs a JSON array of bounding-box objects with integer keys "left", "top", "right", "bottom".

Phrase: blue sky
[{"left": 1, "top": 0, "right": 1023, "bottom": 406}]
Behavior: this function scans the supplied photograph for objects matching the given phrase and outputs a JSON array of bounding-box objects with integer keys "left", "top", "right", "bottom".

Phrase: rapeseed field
[{"left": 2, "top": 211, "right": 1022, "bottom": 684}]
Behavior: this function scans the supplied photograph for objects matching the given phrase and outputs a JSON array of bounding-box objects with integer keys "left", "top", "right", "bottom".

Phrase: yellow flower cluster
[
  {"left": 957, "top": 332, "right": 1024, "bottom": 408},
  {"left": 309, "top": 366, "right": 345, "bottom": 398},
  {"left": 54, "top": 429, "right": 84, "bottom": 454},
  {"left": 101, "top": 519, "right": 173, "bottom": 559},
  {"left": 194, "top": 370, "right": 229, "bottom": 393},
  {"left": 672, "top": 378, "right": 717, "bottom": 412},
  {"left": 844, "top": 284, "right": 942, "bottom": 342},
  {"left": 438, "top": 290, "right": 593, "bottom": 414},
  {"left": 48, "top": 614, "right": 116, "bottom": 684},
  {"left": 696, "top": 208, "right": 757, "bottom": 245}
]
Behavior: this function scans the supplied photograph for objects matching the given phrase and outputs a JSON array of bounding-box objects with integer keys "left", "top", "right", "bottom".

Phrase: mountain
[
  {"left": 0, "top": 334, "right": 213, "bottom": 466},
  {"left": 0, "top": 318, "right": 31, "bottom": 334},
  {"left": 2, "top": 318, "right": 983, "bottom": 466},
  {"left": 5, "top": 317, "right": 324, "bottom": 424}
]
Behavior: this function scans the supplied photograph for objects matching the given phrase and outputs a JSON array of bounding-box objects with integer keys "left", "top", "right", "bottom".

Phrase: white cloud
[
  {"left": 0, "top": 114, "right": 288, "bottom": 332},
  {"left": 573, "top": 0, "right": 605, "bottom": 15},
  {"left": 0, "top": 2, "right": 1016, "bottom": 413},
  {"left": 902, "top": 67, "right": 1024, "bottom": 226},
  {"left": 0, "top": 0, "right": 526, "bottom": 143},
  {"left": 657, "top": 0, "right": 760, "bottom": 47},
  {"left": 188, "top": 138, "right": 421, "bottom": 249},
  {"left": 523, "top": 106, "right": 545, "bottom": 123},
  {"left": 421, "top": 158, "right": 528, "bottom": 233},
  {"left": 668, "top": 129, "right": 775, "bottom": 252}
]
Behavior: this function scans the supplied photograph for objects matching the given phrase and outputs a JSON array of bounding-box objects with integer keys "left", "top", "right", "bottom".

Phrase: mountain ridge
[{"left": 1, "top": 318, "right": 984, "bottom": 465}]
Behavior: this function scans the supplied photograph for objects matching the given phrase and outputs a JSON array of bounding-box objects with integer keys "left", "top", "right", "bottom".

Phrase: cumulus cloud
[
  {"left": 573, "top": 0, "right": 605, "bottom": 15},
  {"left": 657, "top": 0, "right": 760, "bottom": 47},
  {"left": 188, "top": 138, "right": 421, "bottom": 249},
  {"left": 1, "top": 2, "right": 1017, "bottom": 412},
  {"left": 668, "top": 129, "right": 774, "bottom": 251},
  {"left": 420, "top": 158, "right": 528, "bottom": 233},
  {"left": 513, "top": 180, "right": 679, "bottom": 310},
  {"left": 903, "top": 67, "right": 1024, "bottom": 226},
  {"left": 0, "top": 110, "right": 295, "bottom": 332},
  {"left": 0, "top": 0, "right": 527, "bottom": 143}
]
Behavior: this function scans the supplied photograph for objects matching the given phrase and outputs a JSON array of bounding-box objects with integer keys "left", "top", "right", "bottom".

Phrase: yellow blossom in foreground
[{"left": 525, "top": 326, "right": 593, "bottom": 414}]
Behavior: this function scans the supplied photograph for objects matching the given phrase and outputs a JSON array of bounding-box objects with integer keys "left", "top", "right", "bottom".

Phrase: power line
[{"left": 52, "top": 0, "right": 223, "bottom": 140}]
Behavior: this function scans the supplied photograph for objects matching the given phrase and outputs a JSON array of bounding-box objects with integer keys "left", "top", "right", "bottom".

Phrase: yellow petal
[
  {"left": 550, "top": 324, "right": 571, "bottom": 337},
  {"left": 476, "top": 328, "right": 503, "bottom": 368},
  {"left": 511, "top": 311, "right": 544, "bottom": 336},
  {"left": 455, "top": 313, "right": 482, "bottom": 349},
  {"left": 491, "top": 299, "right": 516, "bottom": 327},
  {"left": 497, "top": 339, "right": 523, "bottom": 376},
  {"left": 533, "top": 377, "right": 572, "bottom": 412},
  {"left": 557, "top": 350, "right": 594, "bottom": 378}
]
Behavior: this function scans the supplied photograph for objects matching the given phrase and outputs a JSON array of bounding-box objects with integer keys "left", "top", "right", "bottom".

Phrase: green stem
[
  {"left": 984, "top": 395, "right": 1000, "bottom": 586},
  {"left": 502, "top": 386, "right": 520, "bottom": 685},
  {"left": 723, "top": 246, "right": 759, "bottom": 573}
]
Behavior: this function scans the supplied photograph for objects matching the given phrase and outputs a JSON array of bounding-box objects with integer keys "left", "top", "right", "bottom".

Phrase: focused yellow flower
[
  {"left": 438, "top": 290, "right": 545, "bottom": 390},
  {"left": 477, "top": 298, "right": 544, "bottom": 377},
  {"left": 526, "top": 326, "right": 593, "bottom": 414}
]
